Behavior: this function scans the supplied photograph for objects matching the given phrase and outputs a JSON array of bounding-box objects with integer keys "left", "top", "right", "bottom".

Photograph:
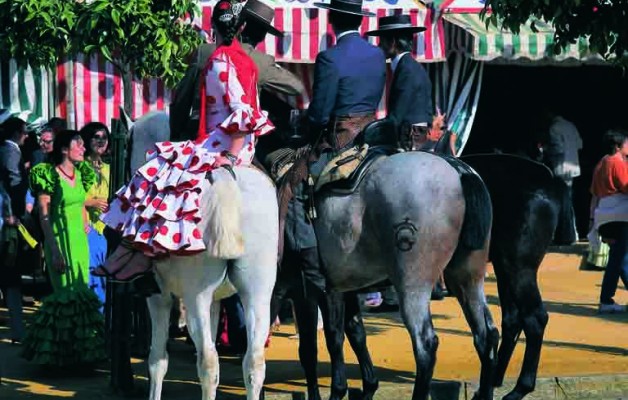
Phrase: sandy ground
[{"left": 0, "top": 251, "right": 626, "bottom": 399}]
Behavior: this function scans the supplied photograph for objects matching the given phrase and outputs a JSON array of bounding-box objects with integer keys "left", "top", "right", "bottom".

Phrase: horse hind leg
[
  {"left": 343, "top": 292, "right": 379, "bottom": 400},
  {"left": 396, "top": 283, "right": 438, "bottom": 400},
  {"left": 502, "top": 271, "right": 548, "bottom": 400},
  {"left": 184, "top": 291, "right": 221, "bottom": 400},
  {"left": 147, "top": 294, "right": 174, "bottom": 400},
  {"left": 491, "top": 266, "right": 522, "bottom": 389},
  {"left": 229, "top": 261, "right": 276, "bottom": 400},
  {"left": 444, "top": 246, "right": 499, "bottom": 400}
]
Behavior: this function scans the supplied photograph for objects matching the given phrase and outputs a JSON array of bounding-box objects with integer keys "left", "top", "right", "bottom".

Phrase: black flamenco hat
[
  {"left": 243, "top": 0, "right": 284, "bottom": 37},
  {"left": 365, "top": 15, "right": 427, "bottom": 36},
  {"left": 313, "top": 0, "right": 375, "bottom": 17}
]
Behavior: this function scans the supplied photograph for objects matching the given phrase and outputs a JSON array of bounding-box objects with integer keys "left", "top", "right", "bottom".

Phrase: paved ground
[{"left": 1, "top": 250, "right": 627, "bottom": 399}]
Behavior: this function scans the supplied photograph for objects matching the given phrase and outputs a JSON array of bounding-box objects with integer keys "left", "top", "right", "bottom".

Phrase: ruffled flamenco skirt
[
  {"left": 101, "top": 140, "right": 223, "bottom": 257},
  {"left": 21, "top": 288, "right": 106, "bottom": 366}
]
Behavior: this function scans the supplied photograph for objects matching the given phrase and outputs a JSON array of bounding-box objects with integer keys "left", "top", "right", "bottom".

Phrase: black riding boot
[{"left": 300, "top": 247, "right": 327, "bottom": 295}]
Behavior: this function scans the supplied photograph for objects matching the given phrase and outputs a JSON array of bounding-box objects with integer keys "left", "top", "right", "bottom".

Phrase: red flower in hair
[{"left": 218, "top": 1, "right": 231, "bottom": 10}]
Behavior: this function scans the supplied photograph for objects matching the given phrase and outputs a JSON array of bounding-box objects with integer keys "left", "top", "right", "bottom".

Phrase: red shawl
[{"left": 196, "top": 39, "right": 261, "bottom": 143}]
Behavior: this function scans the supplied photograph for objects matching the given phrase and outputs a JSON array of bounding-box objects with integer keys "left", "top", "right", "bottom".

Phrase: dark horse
[{"left": 461, "top": 153, "right": 572, "bottom": 400}]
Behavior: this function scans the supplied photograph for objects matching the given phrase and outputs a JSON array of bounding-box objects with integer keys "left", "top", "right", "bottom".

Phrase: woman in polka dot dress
[{"left": 93, "top": 0, "right": 274, "bottom": 281}]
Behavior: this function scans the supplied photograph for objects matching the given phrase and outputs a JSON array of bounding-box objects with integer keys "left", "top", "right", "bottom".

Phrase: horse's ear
[{"left": 119, "top": 106, "right": 134, "bottom": 136}]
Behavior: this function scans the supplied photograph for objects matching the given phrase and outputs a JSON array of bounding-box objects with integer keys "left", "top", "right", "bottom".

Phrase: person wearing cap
[
  {"left": 280, "top": 0, "right": 386, "bottom": 296},
  {"left": 169, "top": 0, "right": 305, "bottom": 141},
  {"left": 366, "top": 15, "right": 433, "bottom": 148}
]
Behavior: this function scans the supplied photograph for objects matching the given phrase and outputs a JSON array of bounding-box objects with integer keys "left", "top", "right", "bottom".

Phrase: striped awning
[
  {"left": 0, "top": 61, "right": 52, "bottom": 124},
  {"left": 444, "top": 13, "right": 605, "bottom": 64}
]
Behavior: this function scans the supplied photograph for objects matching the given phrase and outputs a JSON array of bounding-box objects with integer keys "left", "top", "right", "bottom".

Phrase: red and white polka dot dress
[{"left": 101, "top": 46, "right": 274, "bottom": 256}]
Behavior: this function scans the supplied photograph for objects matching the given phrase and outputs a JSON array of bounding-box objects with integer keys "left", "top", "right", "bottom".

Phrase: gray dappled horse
[{"left": 294, "top": 147, "right": 498, "bottom": 400}]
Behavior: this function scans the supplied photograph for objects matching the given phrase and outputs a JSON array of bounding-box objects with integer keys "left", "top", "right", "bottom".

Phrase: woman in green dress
[{"left": 21, "top": 130, "right": 106, "bottom": 366}]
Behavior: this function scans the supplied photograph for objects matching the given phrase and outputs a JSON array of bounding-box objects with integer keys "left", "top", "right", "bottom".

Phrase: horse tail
[
  {"left": 457, "top": 162, "right": 492, "bottom": 251},
  {"left": 551, "top": 177, "right": 576, "bottom": 245},
  {"left": 205, "top": 168, "right": 245, "bottom": 259}
]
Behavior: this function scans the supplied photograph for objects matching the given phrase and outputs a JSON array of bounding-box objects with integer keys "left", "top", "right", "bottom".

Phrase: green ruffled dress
[{"left": 21, "top": 162, "right": 106, "bottom": 366}]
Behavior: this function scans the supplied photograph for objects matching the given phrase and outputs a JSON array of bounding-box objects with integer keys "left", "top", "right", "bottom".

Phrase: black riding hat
[
  {"left": 313, "top": 0, "right": 375, "bottom": 17},
  {"left": 365, "top": 15, "right": 426, "bottom": 36},
  {"left": 243, "top": 0, "right": 284, "bottom": 37}
]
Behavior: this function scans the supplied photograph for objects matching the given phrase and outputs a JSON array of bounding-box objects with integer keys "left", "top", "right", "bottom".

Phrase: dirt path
[{"left": 1, "top": 252, "right": 626, "bottom": 399}]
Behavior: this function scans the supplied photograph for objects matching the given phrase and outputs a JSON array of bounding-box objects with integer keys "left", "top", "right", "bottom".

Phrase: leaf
[
  {"left": 112, "top": 9, "right": 121, "bottom": 26},
  {"left": 101, "top": 46, "right": 113, "bottom": 62}
]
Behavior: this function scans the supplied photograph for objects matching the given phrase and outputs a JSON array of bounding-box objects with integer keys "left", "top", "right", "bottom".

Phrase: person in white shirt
[{"left": 543, "top": 111, "right": 583, "bottom": 241}]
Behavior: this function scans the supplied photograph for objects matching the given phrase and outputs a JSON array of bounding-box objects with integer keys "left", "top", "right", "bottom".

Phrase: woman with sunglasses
[{"left": 80, "top": 122, "right": 110, "bottom": 307}]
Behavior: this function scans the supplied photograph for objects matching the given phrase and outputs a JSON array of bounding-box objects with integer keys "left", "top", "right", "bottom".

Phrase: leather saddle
[{"left": 318, "top": 118, "right": 399, "bottom": 195}]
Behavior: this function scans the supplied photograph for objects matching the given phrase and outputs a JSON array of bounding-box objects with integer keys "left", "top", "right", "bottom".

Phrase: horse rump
[{"left": 204, "top": 168, "right": 245, "bottom": 259}]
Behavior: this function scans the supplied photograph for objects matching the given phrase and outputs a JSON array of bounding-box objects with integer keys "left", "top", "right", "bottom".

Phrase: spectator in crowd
[
  {"left": 543, "top": 110, "right": 582, "bottom": 242},
  {"left": 31, "top": 125, "right": 55, "bottom": 167},
  {"left": 46, "top": 117, "right": 67, "bottom": 135},
  {"left": 80, "top": 122, "right": 111, "bottom": 307},
  {"left": 21, "top": 130, "right": 106, "bottom": 366},
  {"left": 588, "top": 129, "right": 628, "bottom": 314},
  {"left": 26, "top": 126, "right": 55, "bottom": 214},
  {"left": 0, "top": 116, "right": 29, "bottom": 343}
]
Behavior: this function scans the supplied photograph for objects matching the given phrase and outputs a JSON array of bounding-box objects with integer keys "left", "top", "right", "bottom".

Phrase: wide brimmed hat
[
  {"left": 243, "top": 0, "right": 284, "bottom": 37},
  {"left": 365, "top": 15, "right": 426, "bottom": 36},
  {"left": 313, "top": 0, "right": 375, "bottom": 17}
]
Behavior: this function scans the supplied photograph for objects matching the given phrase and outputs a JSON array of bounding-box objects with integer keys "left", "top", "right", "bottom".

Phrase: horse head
[{"left": 121, "top": 108, "right": 170, "bottom": 175}]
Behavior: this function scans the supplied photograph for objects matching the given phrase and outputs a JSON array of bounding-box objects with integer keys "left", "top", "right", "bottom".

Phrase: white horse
[{"left": 120, "top": 110, "right": 278, "bottom": 400}]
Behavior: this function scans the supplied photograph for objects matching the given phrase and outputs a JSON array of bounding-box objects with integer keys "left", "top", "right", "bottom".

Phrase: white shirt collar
[
  {"left": 392, "top": 52, "right": 410, "bottom": 73},
  {"left": 5, "top": 140, "right": 20, "bottom": 153},
  {"left": 336, "top": 30, "right": 359, "bottom": 41}
]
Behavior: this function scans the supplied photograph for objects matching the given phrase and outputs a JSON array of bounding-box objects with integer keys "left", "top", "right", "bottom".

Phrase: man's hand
[{"left": 4, "top": 216, "right": 18, "bottom": 226}]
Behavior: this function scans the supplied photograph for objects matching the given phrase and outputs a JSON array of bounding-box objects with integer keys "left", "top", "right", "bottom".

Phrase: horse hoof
[
  {"left": 306, "top": 390, "right": 322, "bottom": 400},
  {"left": 347, "top": 389, "right": 362, "bottom": 400},
  {"left": 329, "top": 392, "right": 346, "bottom": 400},
  {"left": 347, "top": 388, "right": 375, "bottom": 400},
  {"left": 502, "top": 390, "right": 525, "bottom": 400},
  {"left": 471, "top": 391, "right": 490, "bottom": 400}
]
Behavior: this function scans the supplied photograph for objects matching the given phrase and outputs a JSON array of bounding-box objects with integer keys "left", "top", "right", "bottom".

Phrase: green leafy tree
[
  {"left": 74, "top": 0, "right": 202, "bottom": 114},
  {"left": 0, "top": 0, "right": 76, "bottom": 68},
  {"left": 483, "top": 0, "right": 628, "bottom": 61}
]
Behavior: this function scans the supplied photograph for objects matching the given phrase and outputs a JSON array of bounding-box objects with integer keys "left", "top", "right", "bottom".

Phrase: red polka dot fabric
[{"left": 100, "top": 50, "right": 274, "bottom": 257}]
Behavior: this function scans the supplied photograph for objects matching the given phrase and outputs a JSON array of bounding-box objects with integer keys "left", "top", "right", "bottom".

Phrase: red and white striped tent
[
  {"left": 42, "top": 0, "right": 446, "bottom": 128},
  {"left": 1, "top": 0, "right": 445, "bottom": 128}
]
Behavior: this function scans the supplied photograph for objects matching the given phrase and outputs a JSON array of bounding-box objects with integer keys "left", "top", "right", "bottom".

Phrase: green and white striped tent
[
  {"left": 0, "top": 61, "right": 53, "bottom": 126},
  {"left": 444, "top": 12, "right": 605, "bottom": 65}
]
